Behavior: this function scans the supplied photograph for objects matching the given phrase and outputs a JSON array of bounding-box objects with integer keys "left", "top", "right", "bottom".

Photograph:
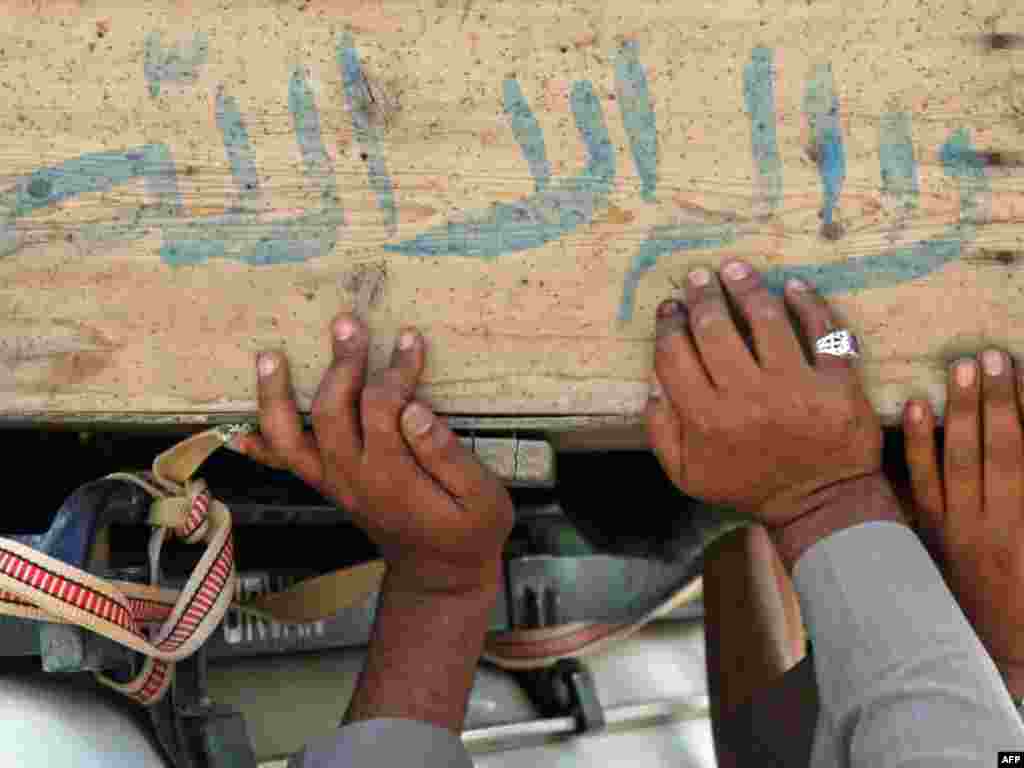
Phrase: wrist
[
  {"left": 381, "top": 573, "right": 503, "bottom": 615},
  {"left": 770, "top": 472, "right": 907, "bottom": 574},
  {"left": 384, "top": 557, "right": 504, "bottom": 603},
  {"left": 346, "top": 563, "right": 502, "bottom": 732}
]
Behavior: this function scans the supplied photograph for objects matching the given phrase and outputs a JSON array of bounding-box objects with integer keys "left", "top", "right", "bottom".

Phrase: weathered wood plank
[{"left": 1, "top": 0, "right": 1023, "bottom": 425}]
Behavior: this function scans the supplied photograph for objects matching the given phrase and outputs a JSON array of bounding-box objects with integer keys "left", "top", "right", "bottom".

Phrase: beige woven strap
[
  {"left": 243, "top": 560, "right": 388, "bottom": 624},
  {"left": 482, "top": 576, "right": 703, "bottom": 669}
]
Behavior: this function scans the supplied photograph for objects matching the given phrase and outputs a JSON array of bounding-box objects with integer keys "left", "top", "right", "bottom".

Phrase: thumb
[{"left": 401, "top": 401, "right": 501, "bottom": 505}]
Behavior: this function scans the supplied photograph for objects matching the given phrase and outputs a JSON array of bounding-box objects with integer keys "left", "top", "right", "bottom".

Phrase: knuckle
[
  {"left": 257, "top": 415, "right": 292, "bottom": 451},
  {"left": 983, "top": 427, "right": 1021, "bottom": 464},
  {"left": 946, "top": 442, "right": 980, "bottom": 473},
  {"left": 983, "top": 381, "right": 1014, "bottom": 404},
  {"left": 687, "top": 406, "right": 730, "bottom": 439},
  {"left": 947, "top": 387, "right": 979, "bottom": 414},
  {"left": 361, "top": 398, "right": 397, "bottom": 435},
  {"left": 257, "top": 409, "right": 277, "bottom": 435},
  {"left": 360, "top": 376, "right": 396, "bottom": 410},
  {"left": 743, "top": 291, "right": 782, "bottom": 320},
  {"left": 376, "top": 368, "right": 409, "bottom": 398},
  {"left": 795, "top": 292, "right": 827, "bottom": 321},
  {"left": 833, "top": 396, "right": 862, "bottom": 427},
  {"left": 984, "top": 396, "right": 1018, "bottom": 427},
  {"left": 268, "top": 430, "right": 301, "bottom": 454},
  {"left": 689, "top": 301, "right": 727, "bottom": 330}
]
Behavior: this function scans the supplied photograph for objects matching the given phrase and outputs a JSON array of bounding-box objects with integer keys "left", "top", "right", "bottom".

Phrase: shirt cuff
[{"left": 291, "top": 718, "right": 474, "bottom": 768}]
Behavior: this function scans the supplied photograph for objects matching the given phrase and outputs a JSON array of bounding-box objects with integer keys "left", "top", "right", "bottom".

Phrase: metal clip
[
  {"left": 556, "top": 658, "right": 605, "bottom": 734},
  {"left": 214, "top": 423, "right": 258, "bottom": 445},
  {"left": 517, "top": 658, "right": 606, "bottom": 735},
  {"left": 152, "top": 646, "right": 259, "bottom": 768}
]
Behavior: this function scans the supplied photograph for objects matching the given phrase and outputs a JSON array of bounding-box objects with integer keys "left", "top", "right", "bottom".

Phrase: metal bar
[
  {"left": 256, "top": 697, "right": 710, "bottom": 767},
  {"left": 460, "top": 696, "right": 710, "bottom": 750},
  {"left": 192, "top": 501, "right": 567, "bottom": 527}
]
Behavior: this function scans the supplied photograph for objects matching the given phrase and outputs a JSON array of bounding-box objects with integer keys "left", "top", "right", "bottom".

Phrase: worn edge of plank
[{"left": 0, "top": 411, "right": 645, "bottom": 431}]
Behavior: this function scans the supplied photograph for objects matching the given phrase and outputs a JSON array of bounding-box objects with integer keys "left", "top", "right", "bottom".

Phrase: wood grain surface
[{"left": 1, "top": 0, "right": 1023, "bottom": 425}]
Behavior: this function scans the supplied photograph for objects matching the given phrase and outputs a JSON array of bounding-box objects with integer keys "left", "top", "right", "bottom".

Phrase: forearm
[
  {"left": 786, "top": 483, "right": 1024, "bottom": 764},
  {"left": 343, "top": 567, "right": 501, "bottom": 733}
]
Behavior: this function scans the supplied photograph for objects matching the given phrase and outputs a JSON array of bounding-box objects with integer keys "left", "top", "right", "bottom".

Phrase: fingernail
[
  {"left": 956, "top": 360, "right": 976, "bottom": 387},
  {"left": 649, "top": 376, "right": 664, "bottom": 400},
  {"left": 722, "top": 261, "right": 750, "bottom": 281},
  {"left": 787, "top": 278, "right": 809, "bottom": 292},
  {"left": 334, "top": 318, "right": 356, "bottom": 341},
  {"left": 403, "top": 402, "right": 434, "bottom": 436},
  {"left": 257, "top": 353, "right": 278, "bottom": 378},
  {"left": 657, "top": 299, "right": 682, "bottom": 319},
  {"left": 982, "top": 349, "right": 1004, "bottom": 376},
  {"left": 908, "top": 402, "right": 923, "bottom": 424},
  {"left": 689, "top": 268, "right": 711, "bottom": 287},
  {"left": 398, "top": 330, "right": 417, "bottom": 351}
]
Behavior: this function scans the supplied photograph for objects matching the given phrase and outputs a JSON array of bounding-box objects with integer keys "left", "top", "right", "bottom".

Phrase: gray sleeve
[
  {"left": 792, "top": 522, "right": 1024, "bottom": 767},
  {"left": 290, "top": 718, "right": 474, "bottom": 767}
]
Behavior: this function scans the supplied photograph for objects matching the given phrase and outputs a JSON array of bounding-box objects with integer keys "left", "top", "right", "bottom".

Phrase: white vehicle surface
[{"left": 0, "top": 618, "right": 716, "bottom": 767}]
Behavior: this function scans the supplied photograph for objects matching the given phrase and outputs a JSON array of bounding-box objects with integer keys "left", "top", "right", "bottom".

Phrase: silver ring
[{"left": 815, "top": 329, "right": 860, "bottom": 359}]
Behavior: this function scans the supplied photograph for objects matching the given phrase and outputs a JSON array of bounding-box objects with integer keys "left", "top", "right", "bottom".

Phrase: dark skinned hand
[
  {"left": 645, "top": 260, "right": 885, "bottom": 532},
  {"left": 232, "top": 314, "right": 515, "bottom": 598}
]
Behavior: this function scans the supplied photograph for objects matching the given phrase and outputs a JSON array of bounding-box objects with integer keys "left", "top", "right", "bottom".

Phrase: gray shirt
[{"left": 292, "top": 522, "right": 1024, "bottom": 767}]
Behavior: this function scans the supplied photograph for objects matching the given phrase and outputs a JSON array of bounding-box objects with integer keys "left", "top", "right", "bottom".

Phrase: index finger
[
  {"left": 254, "top": 351, "right": 325, "bottom": 489},
  {"left": 653, "top": 299, "right": 716, "bottom": 416}
]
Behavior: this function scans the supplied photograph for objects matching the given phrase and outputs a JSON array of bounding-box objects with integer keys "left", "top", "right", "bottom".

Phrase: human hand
[
  {"left": 233, "top": 314, "right": 515, "bottom": 598},
  {"left": 902, "top": 349, "right": 1024, "bottom": 698},
  {"left": 645, "top": 261, "right": 885, "bottom": 531}
]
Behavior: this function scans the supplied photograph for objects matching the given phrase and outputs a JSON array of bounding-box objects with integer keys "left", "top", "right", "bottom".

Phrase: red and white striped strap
[{"left": 0, "top": 482, "right": 235, "bottom": 705}]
